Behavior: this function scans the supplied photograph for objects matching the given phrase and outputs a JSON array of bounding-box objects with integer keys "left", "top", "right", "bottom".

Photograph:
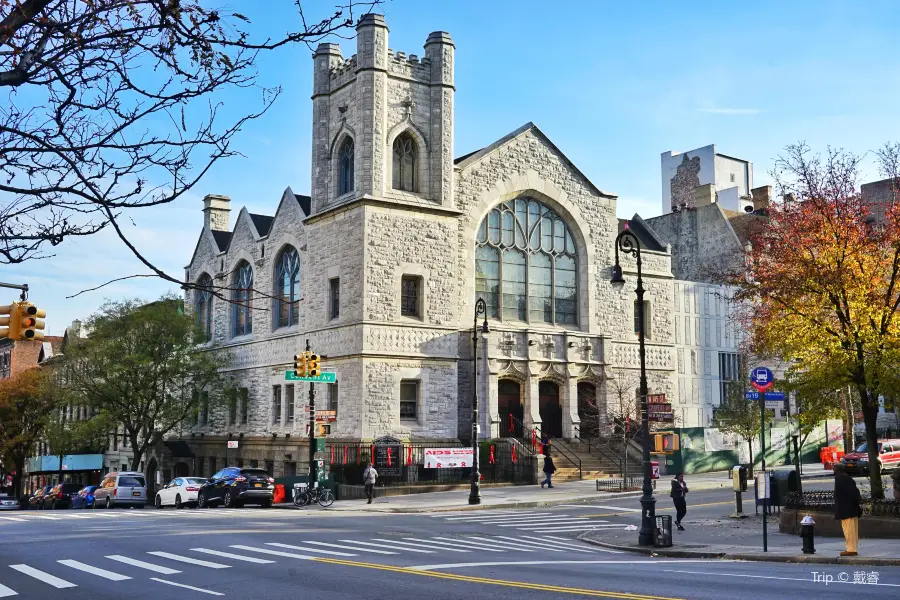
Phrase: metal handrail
[{"left": 506, "top": 413, "right": 582, "bottom": 479}]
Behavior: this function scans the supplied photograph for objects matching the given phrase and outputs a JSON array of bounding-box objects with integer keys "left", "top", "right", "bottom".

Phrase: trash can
[
  {"left": 654, "top": 515, "right": 673, "bottom": 548},
  {"left": 770, "top": 470, "right": 799, "bottom": 507}
]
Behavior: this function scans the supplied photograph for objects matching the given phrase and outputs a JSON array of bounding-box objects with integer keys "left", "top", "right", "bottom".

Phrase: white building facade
[
  {"left": 661, "top": 144, "right": 754, "bottom": 214},
  {"left": 177, "top": 15, "right": 680, "bottom": 473}
]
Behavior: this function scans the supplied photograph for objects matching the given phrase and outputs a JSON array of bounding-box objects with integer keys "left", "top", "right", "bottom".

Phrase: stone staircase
[{"left": 549, "top": 438, "right": 642, "bottom": 482}]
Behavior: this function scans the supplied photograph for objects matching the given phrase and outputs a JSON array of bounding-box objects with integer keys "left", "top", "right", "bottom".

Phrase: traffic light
[
  {"left": 17, "top": 302, "right": 45, "bottom": 341},
  {"left": 307, "top": 354, "right": 321, "bottom": 377},
  {"left": 0, "top": 304, "right": 11, "bottom": 339},
  {"left": 653, "top": 433, "right": 680, "bottom": 453},
  {"left": 293, "top": 353, "right": 308, "bottom": 377}
]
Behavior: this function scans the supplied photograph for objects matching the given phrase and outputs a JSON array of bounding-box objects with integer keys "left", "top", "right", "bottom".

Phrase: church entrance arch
[
  {"left": 539, "top": 381, "right": 562, "bottom": 438},
  {"left": 498, "top": 379, "right": 523, "bottom": 438}
]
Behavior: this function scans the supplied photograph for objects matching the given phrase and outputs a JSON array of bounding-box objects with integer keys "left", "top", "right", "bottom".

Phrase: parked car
[
  {"left": 841, "top": 439, "right": 900, "bottom": 475},
  {"left": 93, "top": 472, "right": 147, "bottom": 508},
  {"left": 41, "top": 483, "right": 85, "bottom": 510},
  {"left": 154, "top": 477, "right": 207, "bottom": 509},
  {"left": 71, "top": 485, "right": 98, "bottom": 509},
  {"left": 27, "top": 486, "right": 53, "bottom": 510},
  {"left": 0, "top": 495, "right": 20, "bottom": 511},
  {"left": 197, "top": 467, "right": 274, "bottom": 508}
]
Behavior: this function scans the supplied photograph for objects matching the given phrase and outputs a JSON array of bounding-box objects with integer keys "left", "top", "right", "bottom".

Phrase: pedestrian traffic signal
[
  {"left": 17, "top": 302, "right": 45, "bottom": 341},
  {"left": 293, "top": 353, "right": 308, "bottom": 377},
  {"left": 653, "top": 433, "right": 680, "bottom": 453},
  {"left": 0, "top": 304, "right": 11, "bottom": 339},
  {"left": 307, "top": 354, "right": 321, "bottom": 377}
]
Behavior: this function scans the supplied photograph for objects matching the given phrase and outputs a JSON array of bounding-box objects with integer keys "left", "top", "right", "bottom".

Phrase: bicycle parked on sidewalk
[{"left": 293, "top": 481, "right": 335, "bottom": 508}]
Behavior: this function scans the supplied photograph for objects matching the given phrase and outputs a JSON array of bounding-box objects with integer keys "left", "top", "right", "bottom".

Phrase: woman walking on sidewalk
[
  {"left": 541, "top": 451, "right": 556, "bottom": 489},
  {"left": 670, "top": 472, "right": 688, "bottom": 531},
  {"left": 833, "top": 463, "right": 862, "bottom": 556}
]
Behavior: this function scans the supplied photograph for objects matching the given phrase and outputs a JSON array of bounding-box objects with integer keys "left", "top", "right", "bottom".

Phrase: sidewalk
[{"left": 580, "top": 513, "right": 900, "bottom": 566}]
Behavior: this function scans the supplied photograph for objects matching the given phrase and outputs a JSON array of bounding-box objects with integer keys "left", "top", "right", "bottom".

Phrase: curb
[{"left": 577, "top": 533, "right": 900, "bottom": 566}]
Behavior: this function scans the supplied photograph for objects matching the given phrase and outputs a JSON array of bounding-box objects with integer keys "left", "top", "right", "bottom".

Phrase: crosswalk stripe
[
  {"left": 303, "top": 541, "right": 397, "bottom": 555},
  {"left": 58, "top": 559, "right": 131, "bottom": 581},
  {"left": 431, "top": 510, "right": 523, "bottom": 519},
  {"left": 0, "top": 517, "right": 25, "bottom": 522},
  {"left": 523, "top": 524, "right": 627, "bottom": 532},
  {"left": 266, "top": 543, "right": 355, "bottom": 557},
  {"left": 150, "top": 577, "right": 225, "bottom": 596},
  {"left": 337, "top": 539, "right": 435, "bottom": 554},
  {"left": 588, "top": 505, "right": 642, "bottom": 512},
  {"left": 27, "top": 515, "right": 59, "bottom": 520},
  {"left": 539, "top": 535, "right": 624, "bottom": 553},
  {"left": 428, "top": 537, "right": 505, "bottom": 552},
  {"left": 106, "top": 555, "right": 181, "bottom": 575},
  {"left": 0, "top": 582, "right": 16, "bottom": 597},
  {"left": 9, "top": 565, "right": 76, "bottom": 588},
  {"left": 371, "top": 538, "right": 470, "bottom": 553},
  {"left": 496, "top": 535, "right": 575, "bottom": 552},
  {"left": 147, "top": 551, "right": 230, "bottom": 569},
  {"left": 65, "top": 515, "right": 91, "bottom": 519},
  {"left": 230, "top": 545, "right": 316, "bottom": 560},
  {"left": 441, "top": 512, "right": 552, "bottom": 522},
  {"left": 465, "top": 536, "right": 538, "bottom": 552},
  {"left": 191, "top": 548, "right": 275, "bottom": 564},
  {"left": 516, "top": 535, "right": 596, "bottom": 554},
  {"left": 497, "top": 519, "right": 597, "bottom": 527}
]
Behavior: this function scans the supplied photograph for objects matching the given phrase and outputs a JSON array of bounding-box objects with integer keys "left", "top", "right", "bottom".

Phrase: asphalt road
[{"left": 0, "top": 484, "right": 897, "bottom": 599}]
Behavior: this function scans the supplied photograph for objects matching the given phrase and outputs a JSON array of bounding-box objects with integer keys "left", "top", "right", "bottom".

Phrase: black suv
[
  {"left": 42, "top": 483, "right": 85, "bottom": 509},
  {"left": 197, "top": 467, "right": 274, "bottom": 508}
]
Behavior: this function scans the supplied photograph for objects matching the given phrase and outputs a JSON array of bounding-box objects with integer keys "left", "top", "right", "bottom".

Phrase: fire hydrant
[{"left": 800, "top": 515, "right": 815, "bottom": 554}]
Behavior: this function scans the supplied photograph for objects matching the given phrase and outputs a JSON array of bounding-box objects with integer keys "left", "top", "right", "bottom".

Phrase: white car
[{"left": 154, "top": 477, "right": 207, "bottom": 509}]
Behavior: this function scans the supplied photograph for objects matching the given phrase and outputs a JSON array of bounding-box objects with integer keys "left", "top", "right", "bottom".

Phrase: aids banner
[{"left": 424, "top": 448, "right": 474, "bottom": 469}]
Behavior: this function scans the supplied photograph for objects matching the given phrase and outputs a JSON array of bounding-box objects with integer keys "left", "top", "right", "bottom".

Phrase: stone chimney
[
  {"left": 751, "top": 186, "right": 772, "bottom": 212},
  {"left": 202, "top": 194, "right": 231, "bottom": 231}
]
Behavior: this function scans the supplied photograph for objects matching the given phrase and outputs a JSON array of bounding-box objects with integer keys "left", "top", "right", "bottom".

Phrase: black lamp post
[
  {"left": 610, "top": 227, "right": 656, "bottom": 547},
  {"left": 470, "top": 297, "right": 489, "bottom": 505}
]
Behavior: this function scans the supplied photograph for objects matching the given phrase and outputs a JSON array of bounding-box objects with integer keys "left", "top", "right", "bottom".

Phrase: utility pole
[{"left": 306, "top": 338, "right": 316, "bottom": 485}]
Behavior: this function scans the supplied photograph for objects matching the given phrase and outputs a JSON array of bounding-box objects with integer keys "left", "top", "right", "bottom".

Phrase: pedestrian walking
[
  {"left": 670, "top": 472, "right": 688, "bottom": 531},
  {"left": 363, "top": 462, "right": 378, "bottom": 504},
  {"left": 540, "top": 451, "right": 556, "bottom": 488},
  {"left": 541, "top": 434, "right": 550, "bottom": 455},
  {"left": 833, "top": 463, "right": 862, "bottom": 556}
]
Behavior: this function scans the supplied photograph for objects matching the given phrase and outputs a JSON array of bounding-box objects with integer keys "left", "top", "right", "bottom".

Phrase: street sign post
[
  {"left": 285, "top": 371, "right": 336, "bottom": 383},
  {"left": 750, "top": 366, "right": 774, "bottom": 553},
  {"left": 750, "top": 367, "right": 774, "bottom": 393}
]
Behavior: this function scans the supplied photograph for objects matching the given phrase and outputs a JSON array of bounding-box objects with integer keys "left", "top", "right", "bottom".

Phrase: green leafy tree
[
  {"left": 714, "top": 382, "right": 774, "bottom": 468},
  {"left": 0, "top": 368, "right": 59, "bottom": 497},
  {"left": 63, "top": 297, "right": 230, "bottom": 471},
  {"left": 780, "top": 368, "right": 845, "bottom": 459}
]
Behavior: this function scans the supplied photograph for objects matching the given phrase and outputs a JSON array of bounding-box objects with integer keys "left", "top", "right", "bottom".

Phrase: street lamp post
[
  {"left": 610, "top": 227, "right": 656, "bottom": 547},
  {"left": 470, "top": 297, "right": 489, "bottom": 505}
]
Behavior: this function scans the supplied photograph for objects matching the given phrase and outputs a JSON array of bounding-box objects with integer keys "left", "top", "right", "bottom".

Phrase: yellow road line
[
  {"left": 583, "top": 501, "right": 731, "bottom": 518},
  {"left": 312, "top": 557, "right": 683, "bottom": 600}
]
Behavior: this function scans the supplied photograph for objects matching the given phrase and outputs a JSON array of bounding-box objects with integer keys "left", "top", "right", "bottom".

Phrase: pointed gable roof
[
  {"left": 281, "top": 186, "right": 311, "bottom": 217},
  {"left": 453, "top": 122, "right": 616, "bottom": 199},
  {"left": 249, "top": 213, "right": 274, "bottom": 237},
  {"left": 211, "top": 230, "right": 232, "bottom": 251}
]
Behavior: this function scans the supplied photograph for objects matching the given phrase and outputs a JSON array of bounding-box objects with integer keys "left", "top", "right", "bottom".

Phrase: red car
[{"left": 840, "top": 439, "right": 900, "bottom": 475}]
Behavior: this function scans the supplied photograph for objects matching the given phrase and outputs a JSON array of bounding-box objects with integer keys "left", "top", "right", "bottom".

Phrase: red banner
[
  {"left": 531, "top": 429, "right": 537, "bottom": 451},
  {"left": 489, "top": 445, "right": 495, "bottom": 464},
  {"left": 386, "top": 448, "right": 393, "bottom": 467},
  {"left": 343, "top": 446, "right": 348, "bottom": 465},
  {"left": 511, "top": 445, "right": 517, "bottom": 463},
  {"left": 406, "top": 446, "right": 413, "bottom": 466},
  {"left": 330, "top": 445, "right": 335, "bottom": 463}
]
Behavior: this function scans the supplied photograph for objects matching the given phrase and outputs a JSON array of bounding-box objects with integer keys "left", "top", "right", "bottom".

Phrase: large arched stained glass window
[
  {"left": 392, "top": 133, "right": 418, "bottom": 192},
  {"left": 338, "top": 137, "right": 354, "bottom": 196},
  {"left": 196, "top": 274, "right": 213, "bottom": 341},
  {"left": 232, "top": 261, "right": 253, "bottom": 337},
  {"left": 475, "top": 198, "right": 578, "bottom": 325},
  {"left": 274, "top": 247, "right": 301, "bottom": 328}
]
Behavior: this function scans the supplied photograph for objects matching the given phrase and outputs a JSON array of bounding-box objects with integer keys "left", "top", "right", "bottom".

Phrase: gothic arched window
[
  {"left": 232, "top": 261, "right": 253, "bottom": 337},
  {"left": 475, "top": 198, "right": 578, "bottom": 326},
  {"left": 196, "top": 274, "right": 213, "bottom": 341},
  {"left": 338, "top": 137, "right": 354, "bottom": 196},
  {"left": 274, "top": 247, "right": 301, "bottom": 328},
  {"left": 392, "top": 133, "right": 417, "bottom": 192}
]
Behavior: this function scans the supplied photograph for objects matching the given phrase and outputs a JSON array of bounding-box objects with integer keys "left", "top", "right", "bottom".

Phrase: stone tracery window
[
  {"left": 195, "top": 273, "right": 213, "bottom": 341},
  {"left": 392, "top": 133, "right": 417, "bottom": 192},
  {"left": 232, "top": 261, "right": 253, "bottom": 337},
  {"left": 475, "top": 198, "right": 578, "bottom": 326},
  {"left": 274, "top": 247, "right": 301, "bottom": 328},
  {"left": 338, "top": 137, "right": 354, "bottom": 196}
]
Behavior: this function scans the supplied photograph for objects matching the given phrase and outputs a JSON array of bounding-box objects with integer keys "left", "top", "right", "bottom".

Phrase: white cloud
[{"left": 697, "top": 108, "right": 762, "bottom": 115}]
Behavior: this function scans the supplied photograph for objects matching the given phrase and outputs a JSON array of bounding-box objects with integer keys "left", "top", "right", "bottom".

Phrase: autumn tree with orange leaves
[{"left": 730, "top": 142, "right": 900, "bottom": 498}]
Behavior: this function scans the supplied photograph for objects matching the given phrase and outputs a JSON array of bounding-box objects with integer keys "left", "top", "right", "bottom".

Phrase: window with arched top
[
  {"left": 232, "top": 261, "right": 253, "bottom": 337},
  {"left": 392, "top": 133, "right": 418, "bottom": 192},
  {"left": 196, "top": 274, "right": 213, "bottom": 341},
  {"left": 338, "top": 137, "right": 354, "bottom": 196},
  {"left": 274, "top": 247, "right": 301, "bottom": 328},
  {"left": 475, "top": 198, "right": 578, "bottom": 325}
]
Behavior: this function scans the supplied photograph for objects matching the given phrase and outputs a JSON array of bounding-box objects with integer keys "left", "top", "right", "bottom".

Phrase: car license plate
[
  {"left": 847, "top": 462, "right": 855, "bottom": 467},
  {"left": 132, "top": 492, "right": 141, "bottom": 496},
  {"left": 254, "top": 483, "right": 262, "bottom": 488}
]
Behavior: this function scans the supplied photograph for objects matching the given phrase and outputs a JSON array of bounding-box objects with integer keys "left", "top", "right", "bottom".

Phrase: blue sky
[{"left": 6, "top": 0, "right": 899, "bottom": 335}]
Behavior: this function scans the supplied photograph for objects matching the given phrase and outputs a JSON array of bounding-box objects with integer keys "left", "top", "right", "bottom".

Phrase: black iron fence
[
  {"left": 784, "top": 491, "right": 900, "bottom": 517},
  {"left": 325, "top": 441, "right": 534, "bottom": 487}
]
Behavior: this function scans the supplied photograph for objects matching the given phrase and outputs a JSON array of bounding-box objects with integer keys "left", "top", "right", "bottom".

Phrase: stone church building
[{"left": 175, "top": 14, "right": 679, "bottom": 477}]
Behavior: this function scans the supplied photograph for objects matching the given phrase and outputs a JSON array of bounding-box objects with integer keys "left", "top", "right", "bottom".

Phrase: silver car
[
  {"left": 0, "top": 496, "right": 19, "bottom": 511},
  {"left": 93, "top": 471, "right": 147, "bottom": 508}
]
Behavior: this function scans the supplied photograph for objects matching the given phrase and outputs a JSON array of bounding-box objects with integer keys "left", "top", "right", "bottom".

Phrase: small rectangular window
[
  {"left": 633, "top": 300, "right": 650, "bottom": 340},
  {"left": 730, "top": 173, "right": 736, "bottom": 182},
  {"left": 201, "top": 392, "right": 209, "bottom": 426},
  {"left": 272, "top": 386, "right": 282, "bottom": 424},
  {"left": 227, "top": 389, "right": 237, "bottom": 425},
  {"left": 265, "top": 460, "right": 274, "bottom": 475},
  {"left": 328, "top": 383, "right": 339, "bottom": 416},
  {"left": 400, "top": 380, "right": 419, "bottom": 421},
  {"left": 284, "top": 461, "right": 296, "bottom": 477},
  {"left": 209, "top": 457, "right": 217, "bottom": 473},
  {"left": 250, "top": 459, "right": 258, "bottom": 468},
  {"left": 401, "top": 276, "right": 421, "bottom": 317},
  {"left": 329, "top": 278, "right": 340, "bottom": 319},
  {"left": 286, "top": 384, "right": 295, "bottom": 423},
  {"left": 239, "top": 388, "right": 249, "bottom": 425}
]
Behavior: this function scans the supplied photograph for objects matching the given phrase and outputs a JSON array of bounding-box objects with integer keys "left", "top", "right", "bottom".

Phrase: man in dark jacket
[
  {"left": 540, "top": 452, "right": 556, "bottom": 489},
  {"left": 670, "top": 473, "right": 688, "bottom": 531},
  {"left": 833, "top": 463, "right": 862, "bottom": 556}
]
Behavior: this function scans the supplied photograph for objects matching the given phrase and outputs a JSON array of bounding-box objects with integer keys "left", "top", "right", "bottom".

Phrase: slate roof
[
  {"left": 211, "top": 230, "right": 232, "bottom": 251},
  {"left": 249, "top": 213, "right": 274, "bottom": 236}
]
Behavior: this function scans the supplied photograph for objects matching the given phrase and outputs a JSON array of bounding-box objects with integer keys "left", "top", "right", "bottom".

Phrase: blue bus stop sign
[{"left": 750, "top": 366, "right": 774, "bottom": 392}]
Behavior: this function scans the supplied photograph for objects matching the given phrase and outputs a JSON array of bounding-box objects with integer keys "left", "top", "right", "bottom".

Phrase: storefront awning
[{"left": 26, "top": 454, "right": 104, "bottom": 474}]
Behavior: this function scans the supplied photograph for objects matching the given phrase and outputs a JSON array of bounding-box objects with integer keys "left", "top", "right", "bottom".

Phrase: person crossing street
[
  {"left": 670, "top": 472, "right": 688, "bottom": 531},
  {"left": 363, "top": 462, "right": 378, "bottom": 504},
  {"left": 540, "top": 451, "right": 556, "bottom": 489}
]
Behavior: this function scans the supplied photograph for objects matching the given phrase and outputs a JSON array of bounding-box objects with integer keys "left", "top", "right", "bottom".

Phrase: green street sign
[{"left": 284, "top": 371, "right": 336, "bottom": 383}]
